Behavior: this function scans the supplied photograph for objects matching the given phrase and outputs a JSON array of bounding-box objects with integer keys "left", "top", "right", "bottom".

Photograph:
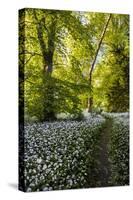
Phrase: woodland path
[{"left": 98, "top": 117, "right": 113, "bottom": 187}]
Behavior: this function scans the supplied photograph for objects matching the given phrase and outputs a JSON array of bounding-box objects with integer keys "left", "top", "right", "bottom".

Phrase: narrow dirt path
[{"left": 98, "top": 118, "right": 113, "bottom": 187}]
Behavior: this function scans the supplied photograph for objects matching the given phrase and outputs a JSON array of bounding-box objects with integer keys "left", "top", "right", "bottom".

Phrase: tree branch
[
  {"left": 33, "top": 10, "right": 47, "bottom": 62},
  {"left": 19, "top": 50, "right": 43, "bottom": 57},
  {"left": 89, "top": 14, "right": 111, "bottom": 76},
  {"left": 88, "top": 14, "right": 111, "bottom": 112},
  {"left": 24, "top": 55, "right": 34, "bottom": 65}
]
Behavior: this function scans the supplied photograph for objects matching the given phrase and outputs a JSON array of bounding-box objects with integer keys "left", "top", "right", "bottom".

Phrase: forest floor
[
  {"left": 98, "top": 118, "right": 113, "bottom": 186},
  {"left": 22, "top": 113, "right": 129, "bottom": 191}
]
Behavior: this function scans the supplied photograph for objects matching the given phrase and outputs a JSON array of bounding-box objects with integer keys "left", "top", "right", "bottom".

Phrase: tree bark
[
  {"left": 33, "top": 10, "right": 57, "bottom": 120},
  {"left": 88, "top": 14, "right": 111, "bottom": 112}
]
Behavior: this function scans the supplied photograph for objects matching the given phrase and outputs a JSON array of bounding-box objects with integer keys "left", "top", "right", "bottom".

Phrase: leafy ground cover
[
  {"left": 20, "top": 115, "right": 105, "bottom": 191},
  {"left": 106, "top": 113, "right": 129, "bottom": 186},
  {"left": 19, "top": 112, "right": 129, "bottom": 192}
]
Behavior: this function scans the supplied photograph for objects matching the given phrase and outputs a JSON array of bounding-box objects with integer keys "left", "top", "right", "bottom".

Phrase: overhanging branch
[{"left": 89, "top": 14, "right": 112, "bottom": 76}]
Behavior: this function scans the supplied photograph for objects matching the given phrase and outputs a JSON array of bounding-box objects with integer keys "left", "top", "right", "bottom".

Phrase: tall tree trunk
[
  {"left": 43, "top": 54, "right": 56, "bottom": 121},
  {"left": 88, "top": 14, "right": 111, "bottom": 112},
  {"left": 33, "top": 10, "right": 57, "bottom": 121},
  {"left": 88, "top": 74, "right": 93, "bottom": 112}
]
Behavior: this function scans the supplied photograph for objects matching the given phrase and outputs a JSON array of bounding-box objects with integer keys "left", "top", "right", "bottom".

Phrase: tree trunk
[
  {"left": 88, "top": 14, "right": 111, "bottom": 112},
  {"left": 88, "top": 97, "right": 93, "bottom": 112},
  {"left": 43, "top": 56, "right": 56, "bottom": 121},
  {"left": 33, "top": 10, "right": 57, "bottom": 121},
  {"left": 88, "top": 73, "right": 93, "bottom": 112}
]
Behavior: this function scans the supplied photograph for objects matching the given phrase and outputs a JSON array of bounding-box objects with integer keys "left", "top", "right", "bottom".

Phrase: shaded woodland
[{"left": 19, "top": 9, "right": 129, "bottom": 122}]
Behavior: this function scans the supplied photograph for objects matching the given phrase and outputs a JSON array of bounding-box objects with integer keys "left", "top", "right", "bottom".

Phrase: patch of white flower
[
  {"left": 20, "top": 114, "right": 106, "bottom": 192},
  {"left": 102, "top": 111, "right": 129, "bottom": 119},
  {"left": 107, "top": 112, "right": 129, "bottom": 185}
]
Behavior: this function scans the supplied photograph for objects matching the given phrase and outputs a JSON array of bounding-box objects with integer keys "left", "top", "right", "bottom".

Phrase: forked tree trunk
[{"left": 33, "top": 10, "right": 57, "bottom": 121}]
